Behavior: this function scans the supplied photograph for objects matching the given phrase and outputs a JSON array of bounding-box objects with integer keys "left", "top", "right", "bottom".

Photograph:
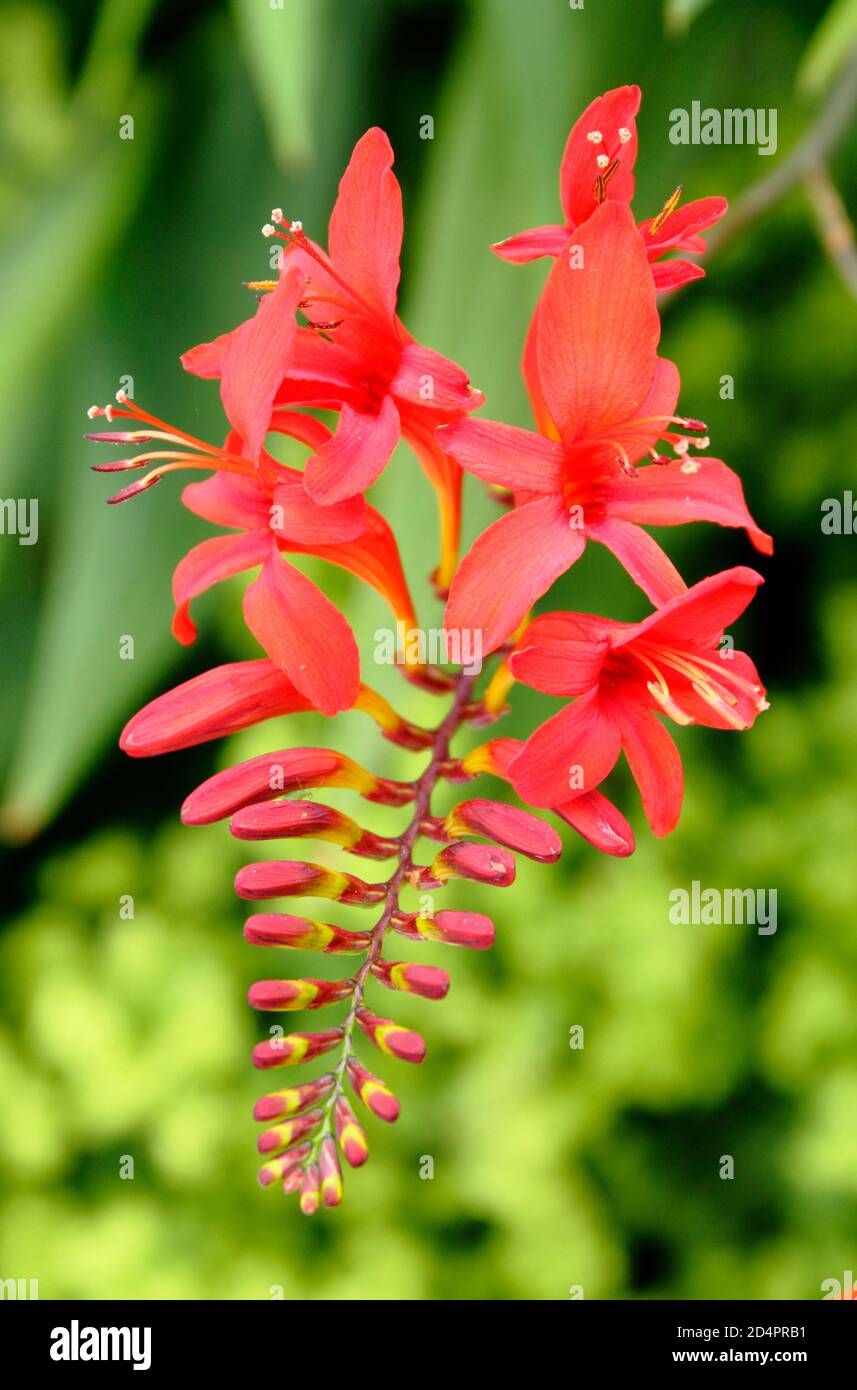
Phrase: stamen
[
  {"left": 648, "top": 185, "right": 683, "bottom": 236},
  {"left": 647, "top": 681, "right": 695, "bottom": 725},
  {"left": 596, "top": 154, "right": 609, "bottom": 169},
  {"left": 690, "top": 683, "right": 748, "bottom": 729},
  {"left": 261, "top": 224, "right": 276, "bottom": 238},
  {"left": 594, "top": 157, "right": 620, "bottom": 206},
  {"left": 586, "top": 130, "right": 603, "bottom": 143},
  {"left": 681, "top": 459, "right": 701, "bottom": 475},
  {"left": 271, "top": 208, "right": 284, "bottom": 224},
  {"left": 618, "top": 127, "right": 632, "bottom": 143}
]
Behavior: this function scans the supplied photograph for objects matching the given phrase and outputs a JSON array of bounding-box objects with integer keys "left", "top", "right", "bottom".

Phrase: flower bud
[
  {"left": 319, "top": 1135, "right": 344, "bottom": 1207},
  {"left": 248, "top": 977, "right": 354, "bottom": 1011},
  {"left": 356, "top": 1007, "right": 426, "bottom": 1063},
  {"left": 299, "top": 1162, "right": 321, "bottom": 1215},
  {"left": 257, "top": 1108, "right": 323, "bottom": 1155},
  {"left": 392, "top": 909, "right": 495, "bottom": 950},
  {"left": 252, "top": 1028, "right": 343, "bottom": 1070},
  {"left": 244, "top": 913, "right": 371, "bottom": 954},
  {"left": 334, "top": 1097, "right": 369, "bottom": 1167},
  {"left": 253, "top": 1074, "right": 335, "bottom": 1123},
  {"left": 230, "top": 800, "right": 399, "bottom": 859},
  {"left": 235, "top": 861, "right": 386, "bottom": 905},
  {"left": 418, "top": 842, "right": 516, "bottom": 888},
  {"left": 370, "top": 960, "right": 449, "bottom": 1000},
  {"left": 355, "top": 686, "right": 434, "bottom": 750},
  {"left": 440, "top": 798, "right": 561, "bottom": 862},
  {"left": 257, "top": 1141, "right": 311, "bottom": 1188},
  {"left": 346, "top": 1058, "right": 400, "bottom": 1123}
]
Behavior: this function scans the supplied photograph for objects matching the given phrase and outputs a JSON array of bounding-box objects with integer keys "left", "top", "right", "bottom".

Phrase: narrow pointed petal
[
  {"left": 560, "top": 85, "right": 641, "bottom": 227},
  {"left": 286, "top": 503, "right": 418, "bottom": 630},
  {"left": 609, "top": 698, "right": 684, "bottom": 837},
  {"left": 243, "top": 549, "right": 360, "bottom": 715},
  {"left": 172, "top": 531, "right": 271, "bottom": 645},
  {"left": 391, "top": 343, "right": 483, "bottom": 417},
  {"left": 303, "top": 395, "right": 400, "bottom": 505},
  {"left": 220, "top": 264, "right": 306, "bottom": 462},
  {"left": 328, "top": 126, "right": 403, "bottom": 319},
  {"left": 640, "top": 196, "right": 727, "bottom": 253},
  {"left": 270, "top": 473, "right": 365, "bottom": 544},
  {"left": 508, "top": 689, "right": 622, "bottom": 808},
  {"left": 437, "top": 417, "right": 565, "bottom": 493},
  {"left": 537, "top": 201, "right": 660, "bottom": 445},
  {"left": 617, "top": 566, "right": 765, "bottom": 651},
  {"left": 599, "top": 457, "right": 773, "bottom": 556},
  {"left": 491, "top": 224, "right": 571, "bottom": 263},
  {"left": 509, "top": 635, "right": 609, "bottom": 697},
  {"left": 180, "top": 463, "right": 270, "bottom": 530},
  {"left": 651, "top": 260, "right": 706, "bottom": 292},
  {"left": 445, "top": 494, "right": 586, "bottom": 653},
  {"left": 588, "top": 516, "right": 687, "bottom": 607}
]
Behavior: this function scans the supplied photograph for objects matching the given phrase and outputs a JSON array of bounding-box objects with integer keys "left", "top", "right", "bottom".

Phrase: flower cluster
[{"left": 89, "top": 86, "right": 769, "bottom": 1211}]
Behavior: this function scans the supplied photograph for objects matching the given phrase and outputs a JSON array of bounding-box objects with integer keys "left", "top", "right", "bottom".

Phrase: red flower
[
  {"left": 441, "top": 202, "right": 771, "bottom": 652},
  {"left": 88, "top": 266, "right": 420, "bottom": 716},
  {"left": 506, "top": 567, "right": 768, "bottom": 834},
  {"left": 491, "top": 84, "right": 726, "bottom": 292},
  {"left": 182, "top": 128, "right": 484, "bottom": 588}
]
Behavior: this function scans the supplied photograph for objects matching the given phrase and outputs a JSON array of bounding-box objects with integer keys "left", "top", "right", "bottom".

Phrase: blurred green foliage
[{"left": 1, "top": 0, "right": 856, "bottom": 1300}]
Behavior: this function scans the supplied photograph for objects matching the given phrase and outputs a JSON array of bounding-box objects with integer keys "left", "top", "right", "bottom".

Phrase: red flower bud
[
  {"left": 346, "top": 1058, "right": 400, "bottom": 1123},
  {"left": 234, "top": 860, "right": 386, "bottom": 905},
  {"left": 299, "top": 1162, "right": 321, "bottom": 1215},
  {"left": 253, "top": 1074, "right": 335, "bottom": 1122},
  {"left": 392, "top": 909, "right": 495, "bottom": 950},
  {"left": 252, "top": 1028, "right": 343, "bottom": 1070},
  {"left": 334, "top": 1097, "right": 369, "bottom": 1167},
  {"left": 319, "top": 1135, "right": 344, "bottom": 1207},
  {"left": 230, "top": 800, "right": 399, "bottom": 859},
  {"left": 257, "top": 1108, "right": 323, "bottom": 1155},
  {"left": 244, "top": 913, "right": 372, "bottom": 954},
  {"left": 248, "top": 977, "right": 354, "bottom": 1011},
  {"left": 370, "top": 959, "right": 449, "bottom": 1000},
  {"left": 356, "top": 1007, "right": 426, "bottom": 1063},
  {"left": 418, "top": 842, "right": 516, "bottom": 888},
  {"left": 257, "top": 1141, "right": 311, "bottom": 1188},
  {"left": 440, "top": 798, "right": 561, "bottom": 862}
]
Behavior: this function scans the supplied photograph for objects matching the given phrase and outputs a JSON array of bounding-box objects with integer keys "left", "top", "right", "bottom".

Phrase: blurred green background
[{"left": 2, "top": 0, "right": 856, "bottom": 1301}]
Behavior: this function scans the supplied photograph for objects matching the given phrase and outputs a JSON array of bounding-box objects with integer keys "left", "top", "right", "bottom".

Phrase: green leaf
[
  {"left": 797, "top": 0, "right": 857, "bottom": 98},
  {"left": 231, "top": 0, "right": 322, "bottom": 171}
]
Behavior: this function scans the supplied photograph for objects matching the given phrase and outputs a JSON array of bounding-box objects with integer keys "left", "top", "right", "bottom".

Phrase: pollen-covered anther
[
  {"left": 618, "top": 126, "right": 632, "bottom": 142},
  {"left": 248, "top": 976, "right": 355, "bottom": 1012},
  {"left": 356, "top": 1007, "right": 426, "bottom": 1063},
  {"left": 270, "top": 208, "right": 284, "bottom": 224},
  {"left": 261, "top": 223, "right": 276, "bottom": 237},
  {"left": 334, "top": 1097, "right": 369, "bottom": 1167},
  {"left": 370, "top": 959, "right": 450, "bottom": 1000},
  {"left": 596, "top": 154, "right": 610, "bottom": 169},
  {"left": 586, "top": 130, "right": 603, "bottom": 143},
  {"left": 289, "top": 219, "right": 303, "bottom": 233},
  {"left": 681, "top": 459, "right": 702, "bottom": 475}
]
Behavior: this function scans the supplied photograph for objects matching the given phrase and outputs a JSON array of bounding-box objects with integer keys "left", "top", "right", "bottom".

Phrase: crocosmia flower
[{"left": 506, "top": 567, "right": 768, "bottom": 833}]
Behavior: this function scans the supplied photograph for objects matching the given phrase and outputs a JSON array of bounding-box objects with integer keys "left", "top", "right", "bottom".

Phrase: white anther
[
  {"left": 618, "top": 127, "right": 632, "bottom": 143},
  {"left": 586, "top": 130, "right": 603, "bottom": 143},
  {"left": 104, "top": 404, "right": 114, "bottom": 423},
  {"left": 680, "top": 459, "right": 701, "bottom": 475},
  {"left": 115, "top": 388, "right": 128, "bottom": 403},
  {"left": 674, "top": 437, "right": 691, "bottom": 455},
  {"left": 596, "top": 154, "right": 609, "bottom": 169},
  {"left": 290, "top": 220, "right": 303, "bottom": 233},
  {"left": 695, "top": 436, "right": 710, "bottom": 450},
  {"left": 271, "top": 208, "right": 283, "bottom": 223},
  {"left": 261, "top": 224, "right": 275, "bottom": 238},
  {"left": 87, "top": 405, "right": 100, "bottom": 419}
]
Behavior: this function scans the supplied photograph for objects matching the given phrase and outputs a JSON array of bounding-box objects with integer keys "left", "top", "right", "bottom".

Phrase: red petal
[
  {"left": 283, "top": 503, "right": 417, "bottom": 628},
  {"left": 491, "top": 224, "right": 571, "bottom": 263},
  {"left": 243, "top": 550, "right": 360, "bottom": 715},
  {"left": 609, "top": 698, "right": 683, "bottom": 837},
  {"left": 588, "top": 517, "right": 687, "bottom": 606},
  {"left": 560, "top": 85, "right": 641, "bottom": 227},
  {"left": 553, "top": 789, "right": 635, "bottom": 857},
  {"left": 445, "top": 494, "right": 586, "bottom": 654},
  {"left": 120, "top": 659, "right": 311, "bottom": 757},
  {"left": 303, "top": 395, "right": 400, "bottom": 504},
  {"left": 180, "top": 467, "right": 270, "bottom": 531},
  {"left": 641, "top": 196, "right": 728, "bottom": 253},
  {"left": 270, "top": 473, "right": 364, "bottom": 544},
  {"left": 537, "top": 202, "right": 660, "bottom": 446},
  {"left": 509, "top": 689, "right": 622, "bottom": 808},
  {"left": 180, "top": 328, "right": 232, "bottom": 379},
  {"left": 391, "top": 343, "right": 480, "bottom": 418},
  {"left": 220, "top": 265, "right": 306, "bottom": 462},
  {"left": 651, "top": 261, "right": 705, "bottom": 293},
  {"left": 172, "top": 531, "right": 271, "bottom": 645},
  {"left": 328, "top": 127, "right": 402, "bottom": 320},
  {"left": 438, "top": 417, "right": 564, "bottom": 493},
  {"left": 599, "top": 457, "right": 774, "bottom": 555},
  {"left": 509, "top": 634, "right": 609, "bottom": 696},
  {"left": 617, "top": 566, "right": 765, "bottom": 652}
]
